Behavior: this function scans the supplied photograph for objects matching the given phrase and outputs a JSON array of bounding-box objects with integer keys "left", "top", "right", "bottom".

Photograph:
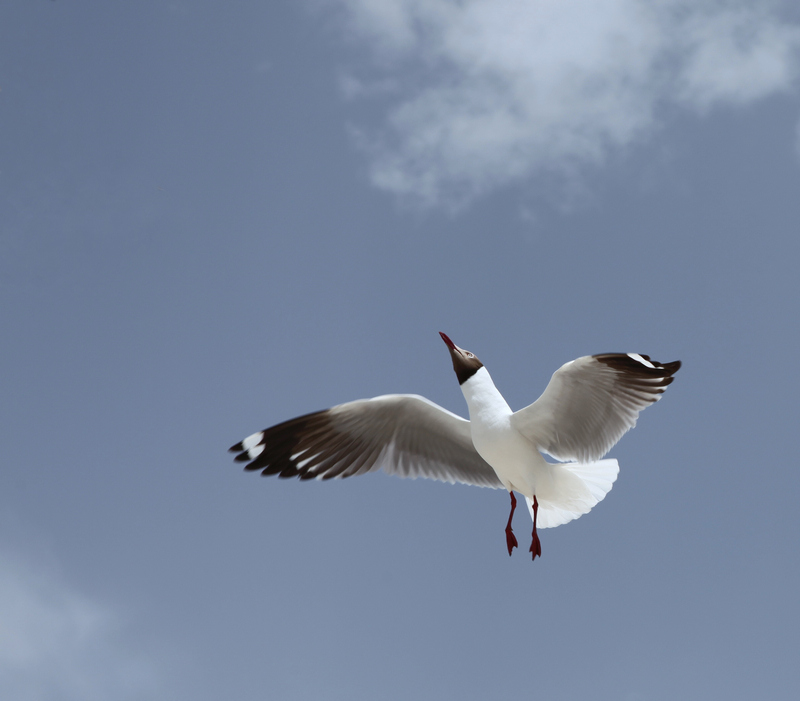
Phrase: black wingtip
[
  {"left": 595, "top": 353, "right": 682, "bottom": 377},
  {"left": 229, "top": 441, "right": 244, "bottom": 453}
]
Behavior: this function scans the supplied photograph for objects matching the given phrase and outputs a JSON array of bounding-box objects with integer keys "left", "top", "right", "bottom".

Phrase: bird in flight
[{"left": 230, "top": 333, "right": 680, "bottom": 560}]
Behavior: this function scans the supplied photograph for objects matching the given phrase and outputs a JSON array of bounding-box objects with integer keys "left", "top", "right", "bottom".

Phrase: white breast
[{"left": 460, "top": 367, "right": 547, "bottom": 493}]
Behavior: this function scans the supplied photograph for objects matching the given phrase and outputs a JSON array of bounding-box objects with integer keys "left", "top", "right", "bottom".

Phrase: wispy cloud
[
  {"left": 0, "top": 551, "right": 165, "bottom": 701},
  {"left": 324, "top": 0, "right": 800, "bottom": 207}
]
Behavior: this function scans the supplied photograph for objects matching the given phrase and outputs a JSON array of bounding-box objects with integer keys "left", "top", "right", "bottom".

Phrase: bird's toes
[{"left": 505, "top": 529, "right": 518, "bottom": 556}]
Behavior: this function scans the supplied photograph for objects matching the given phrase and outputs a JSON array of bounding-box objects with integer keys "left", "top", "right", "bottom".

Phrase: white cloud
[
  {"left": 675, "top": 5, "right": 800, "bottom": 109},
  {"left": 323, "top": 0, "right": 800, "bottom": 207},
  {"left": 0, "top": 551, "right": 165, "bottom": 701}
]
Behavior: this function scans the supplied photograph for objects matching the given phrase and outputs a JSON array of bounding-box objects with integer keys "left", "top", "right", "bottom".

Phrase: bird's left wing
[
  {"left": 510, "top": 353, "right": 681, "bottom": 463},
  {"left": 230, "top": 394, "right": 503, "bottom": 489}
]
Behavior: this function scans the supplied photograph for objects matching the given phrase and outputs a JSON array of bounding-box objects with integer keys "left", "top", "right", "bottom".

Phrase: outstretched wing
[
  {"left": 510, "top": 353, "right": 681, "bottom": 463},
  {"left": 230, "top": 394, "right": 503, "bottom": 489}
]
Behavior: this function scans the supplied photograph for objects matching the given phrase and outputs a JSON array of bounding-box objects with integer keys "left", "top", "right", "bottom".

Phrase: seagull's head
[{"left": 439, "top": 332, "right": 484, "bottom": 385}]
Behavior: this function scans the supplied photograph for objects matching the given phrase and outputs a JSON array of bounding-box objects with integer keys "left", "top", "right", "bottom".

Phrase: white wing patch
[
  {"left": 296, "top": 452, "right": 323, "bottom": 470},
  {"left": 627, "top": 353, "right": 656, "bottom": 369},
  {"left": 241, "top": 431, "right": 264, "bottom": 451},
  {"left": 247, "top": 443, "right": 265, "bottom": 460}
]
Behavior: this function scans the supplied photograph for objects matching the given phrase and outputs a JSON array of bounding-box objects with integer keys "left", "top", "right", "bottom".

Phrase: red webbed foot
[
  {"left": 505, "top": 526, "right": 518, "bottom": 556},
  {"left": 529, "top": 532, "right": 542, "bottom": 560}
]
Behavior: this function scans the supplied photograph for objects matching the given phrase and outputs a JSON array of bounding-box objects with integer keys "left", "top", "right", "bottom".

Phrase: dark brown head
[{"left": 440, "top": 332, "right": 483, "bottom": 385}]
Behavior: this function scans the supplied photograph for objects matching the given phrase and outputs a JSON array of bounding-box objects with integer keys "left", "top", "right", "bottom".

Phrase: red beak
[{"left": 439, "top": 332, "right": 457, "bottom": 350}]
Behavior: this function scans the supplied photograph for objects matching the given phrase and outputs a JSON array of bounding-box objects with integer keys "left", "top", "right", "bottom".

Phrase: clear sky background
[{"left": 2, "top": 1, "right": 799, "bottom": 699}]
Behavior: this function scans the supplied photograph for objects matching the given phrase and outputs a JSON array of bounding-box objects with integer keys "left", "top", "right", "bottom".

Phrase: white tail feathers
[{"left": 525, "top": 459, "right": 619, "bottom": 528}]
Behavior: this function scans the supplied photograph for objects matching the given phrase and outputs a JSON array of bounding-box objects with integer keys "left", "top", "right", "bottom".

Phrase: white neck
[{"left": 460, "top": 366, "right": 511, "bottom": 423}]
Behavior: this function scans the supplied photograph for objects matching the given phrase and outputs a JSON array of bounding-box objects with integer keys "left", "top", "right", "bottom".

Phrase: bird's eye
[{"left": 467, "top": 353, "right": 474, "bottom": 358}]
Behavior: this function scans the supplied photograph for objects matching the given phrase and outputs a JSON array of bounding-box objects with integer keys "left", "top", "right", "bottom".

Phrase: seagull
[{"left": 230, "top": 333, "right": 680, "bottom": 560}]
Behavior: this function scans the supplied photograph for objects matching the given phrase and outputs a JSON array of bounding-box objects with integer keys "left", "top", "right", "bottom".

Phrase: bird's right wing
[{"left": 230, "top": 394, "right": 503, "bottom": 489}]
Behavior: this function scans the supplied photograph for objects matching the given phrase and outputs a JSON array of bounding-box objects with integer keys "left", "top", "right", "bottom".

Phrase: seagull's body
[{"left": 230, "top": 333, "right": 680, "bottom": 560}]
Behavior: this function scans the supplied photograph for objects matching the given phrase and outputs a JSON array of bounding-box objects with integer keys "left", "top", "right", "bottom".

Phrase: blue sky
[{"left": 2, "top": 1, "right": 799, "bottom": 699}]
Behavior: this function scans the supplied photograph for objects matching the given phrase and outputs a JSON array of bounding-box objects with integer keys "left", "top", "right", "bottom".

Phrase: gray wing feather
[
  {"left": 510, "top": 354, "right": 681, "bottom": 463},
  {"left": 230, "top": 394, "right": 503, "bottom": 489}
]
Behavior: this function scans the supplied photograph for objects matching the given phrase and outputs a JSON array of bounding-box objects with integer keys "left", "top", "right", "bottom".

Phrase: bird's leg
[
  {"left": 505, "top": 491, "right": 518, "bottom": 556},
  {"left": 529, "top": 495, "right": 542, "bottom": 561}
]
